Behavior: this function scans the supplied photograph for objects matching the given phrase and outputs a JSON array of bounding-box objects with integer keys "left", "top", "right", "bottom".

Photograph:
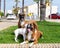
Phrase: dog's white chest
[{"left": 21, "top": 21, "right": 25, "bottom": 26}]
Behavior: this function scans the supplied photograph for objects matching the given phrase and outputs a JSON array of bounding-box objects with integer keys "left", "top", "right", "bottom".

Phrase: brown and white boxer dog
[
  {"left": 18, "top": 13, "right": 25, "bottom": 28},
  {"left": 18, "top": 22, "right": 43, "bottom": 48},
  {"left": 23, "top": 23, "right": 43, "bottom": 48}
]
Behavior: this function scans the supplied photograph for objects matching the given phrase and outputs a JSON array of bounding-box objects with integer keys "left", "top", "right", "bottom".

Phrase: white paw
[
  {"left": 29, "top": 43, "right": 34, "bottom": 47},
  {"left": 15, "top": 40, "right": 18, "bottom": 42},
  {"left": 20, "top": 41, "right": 28, "bottom": 45}
]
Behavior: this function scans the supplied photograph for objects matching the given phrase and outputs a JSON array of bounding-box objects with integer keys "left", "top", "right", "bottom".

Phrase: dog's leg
[
  {"left": 15, "top": 34, "right": 18, "bottom": 42},
  {"left": 20, "top": 34, "right": 28, "bottom": 44},
  {"left": 29, "top": 40, "right": 38, "bottom": 48},
  {"left": 23, "top": 34, "right": 26, "bottom": 41},
  {"left": 29, "top": 42, "right": 34, "bottom": 48}
]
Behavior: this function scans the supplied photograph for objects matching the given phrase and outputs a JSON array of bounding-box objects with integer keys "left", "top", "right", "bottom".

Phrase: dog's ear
[{"left": 33, "top": 22, "right": 38, "bottom": 30}]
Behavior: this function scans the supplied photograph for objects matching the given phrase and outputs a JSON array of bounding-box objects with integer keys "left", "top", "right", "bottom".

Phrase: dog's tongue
[{"left": 27, "top": 29, "right": 30, "bottom": 32}]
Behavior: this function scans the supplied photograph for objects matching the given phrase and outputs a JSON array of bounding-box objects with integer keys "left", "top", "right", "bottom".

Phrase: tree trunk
[
  {"left": 37, "top": 1, "right": 39, "bottom": 17},
  {"left": 0, "top": 0, "right": 1, "bottom": 12},
  {"left": 40, "top": 0, "right": 46, "bottom": 21},
  {"left": 4, "top": 0, "right": 6, "bottom": 17},
  {"left": 16, "top": 0, "right": 18, "bottom": 16},
  {"left": 22, "top": 0, "right": 24, "bottom": 14}
]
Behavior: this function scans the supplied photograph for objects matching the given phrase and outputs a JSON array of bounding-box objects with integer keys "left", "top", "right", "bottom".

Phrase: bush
[{"left": 0, "top": 11, "right": 4, "bottom": 17}]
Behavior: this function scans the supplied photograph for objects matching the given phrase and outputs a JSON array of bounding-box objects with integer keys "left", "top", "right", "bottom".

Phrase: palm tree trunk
[
  {"left": 4, "top": 0, "right": 6, "bottom": 17},
  {"left": 22, "top": 0, "right": 24, "bottom": 14},
  {"left": 0, "top": 0, "right": 1, "bottom": 12},
  {"left": 16, "top": 0, "right": 18, "bottom": 16},
  {"left": 37, "top": 1, "right": 39, "bottom": 17},
  {"left": 40, "top": 0, "right": 46, "bottom": 21}
]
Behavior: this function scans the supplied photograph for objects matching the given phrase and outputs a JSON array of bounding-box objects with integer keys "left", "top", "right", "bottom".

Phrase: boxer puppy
[
  {"left": 14, "top": 28, "right": 27, "bottom": 42},
  {"left": 18, "top": 13, "right": 25, "bottom": 28}
]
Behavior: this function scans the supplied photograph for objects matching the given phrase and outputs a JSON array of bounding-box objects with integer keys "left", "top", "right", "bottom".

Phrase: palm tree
[
  {"left": 13, "top": 7, "right": 20, "bottom": 16},
  {"left": 40, "top": 0, "right": 46, "bottom": 21},
  {"left": 34, "top": 0, "right": 46, "bottom": 21},
  {"left": 0, "top": 0, "right": 1, "bottom": 12},
  {"left": 15, "top": 0, "right": 20, "bottom": 8},
  {"left": 22, "top": 0, "right": 24, "bottom": 14},
  {"left": 4, "top": 0, "right": 6, "bottom": 17},
  {"left": 14, "top": 0, "right": 20, "bottom": 16}
]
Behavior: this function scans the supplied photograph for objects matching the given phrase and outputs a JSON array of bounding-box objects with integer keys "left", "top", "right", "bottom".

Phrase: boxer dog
[
  {"left": 23, "top": 23, "right": 43, "bottom": 48},
  {"left": 14, "top": 28, "right": 27, "bottom": 42},
  {"left": 14, "top": 23, "right": 34, "bottom": 43},
  {"left": 18, "top": 13, "right": 25, "bottom": 28}
]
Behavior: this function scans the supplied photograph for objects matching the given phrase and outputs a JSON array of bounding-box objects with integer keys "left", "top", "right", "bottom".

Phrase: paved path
[
  {"left": 0, "top": 44, "right": 60, "bottom": 48},
  {"left": 46, "top": 19, "right": 60, "bottom": 23},
  {"left": 0, "top": 20, "right": 18, "bottom": 31},
  {"left": 0, "top": 19, "right": 60, "bottom": 31}
]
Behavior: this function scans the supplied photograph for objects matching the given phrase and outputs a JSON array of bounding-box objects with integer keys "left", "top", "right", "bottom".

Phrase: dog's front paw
[
  {"left": 29, "top": 43, "right": 34, "bottom": 48},
  {"left": 20, "top": 41, "right": 26, "bottom": 45},
  {"left": 20, "top": 41, "right": 28, "bottom": 45},
  {"left": 15, "top": 40, "right": 18, "bottom": 42}
]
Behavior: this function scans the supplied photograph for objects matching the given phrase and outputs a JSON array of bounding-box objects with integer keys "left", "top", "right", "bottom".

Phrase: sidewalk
[
  {"left": 0, "top": 19, "right": 60, "bottom": 31},
  {"left": 46, "top": 19, "right": 60, "bottom": 23},
  {"left": 0, "top": 20, "right": 18, "bottom": 31},
  {"left": 0, "top": 44, "right": 60, "bottom": 48}
]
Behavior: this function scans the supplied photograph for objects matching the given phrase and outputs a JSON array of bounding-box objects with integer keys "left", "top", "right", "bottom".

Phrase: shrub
[{"left": 0, "top": 11, "right": 4, "bottom": 17}]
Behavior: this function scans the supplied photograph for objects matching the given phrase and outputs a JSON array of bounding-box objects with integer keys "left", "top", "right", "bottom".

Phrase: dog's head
[
  {"left": 19, "top": 13, "right": 25, "bottom": 21},
  {"left": 27, "top": 23, "right": 33, "bottom": 32},
  {"left": 26, "top": 22, "right": 37, "bottom": 32}
]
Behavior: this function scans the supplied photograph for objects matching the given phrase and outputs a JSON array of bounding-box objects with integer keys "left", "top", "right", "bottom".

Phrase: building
[{"left": 19, "top": 3, "right": 57, "bottom": 19}]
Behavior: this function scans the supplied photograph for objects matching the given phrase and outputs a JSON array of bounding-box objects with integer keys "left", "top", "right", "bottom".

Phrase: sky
[
  {"left": 1, "top": 0, "right": 35, "bottom": 10},
  {"left": 1, "top": 0, "right": 60, "bottom": 13},
  {"left": 52, "top": 0, "right": 60, "bottom": 13}
]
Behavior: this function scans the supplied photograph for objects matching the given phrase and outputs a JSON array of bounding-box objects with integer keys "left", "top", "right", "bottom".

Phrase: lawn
[{"left": 0, "top": 21, "right": 60, "bottom": 43}]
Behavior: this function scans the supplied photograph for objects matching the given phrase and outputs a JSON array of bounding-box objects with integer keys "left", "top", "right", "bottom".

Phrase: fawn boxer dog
[
  {"left": 18, "top": 22, "right": 43, "bottom": 47},
  {"left": 24, "top": 23, "right": 43, "bottom": 48}
]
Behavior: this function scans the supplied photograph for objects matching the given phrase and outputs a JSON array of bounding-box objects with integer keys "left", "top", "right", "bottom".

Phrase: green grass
[{"left": 0, "top": 21, "right": 60, "bottom": 43}]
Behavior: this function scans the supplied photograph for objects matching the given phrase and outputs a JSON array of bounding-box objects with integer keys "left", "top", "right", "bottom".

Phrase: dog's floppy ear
[{"left": 33, "top": 22, "right": 38, "bottom": 30}]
